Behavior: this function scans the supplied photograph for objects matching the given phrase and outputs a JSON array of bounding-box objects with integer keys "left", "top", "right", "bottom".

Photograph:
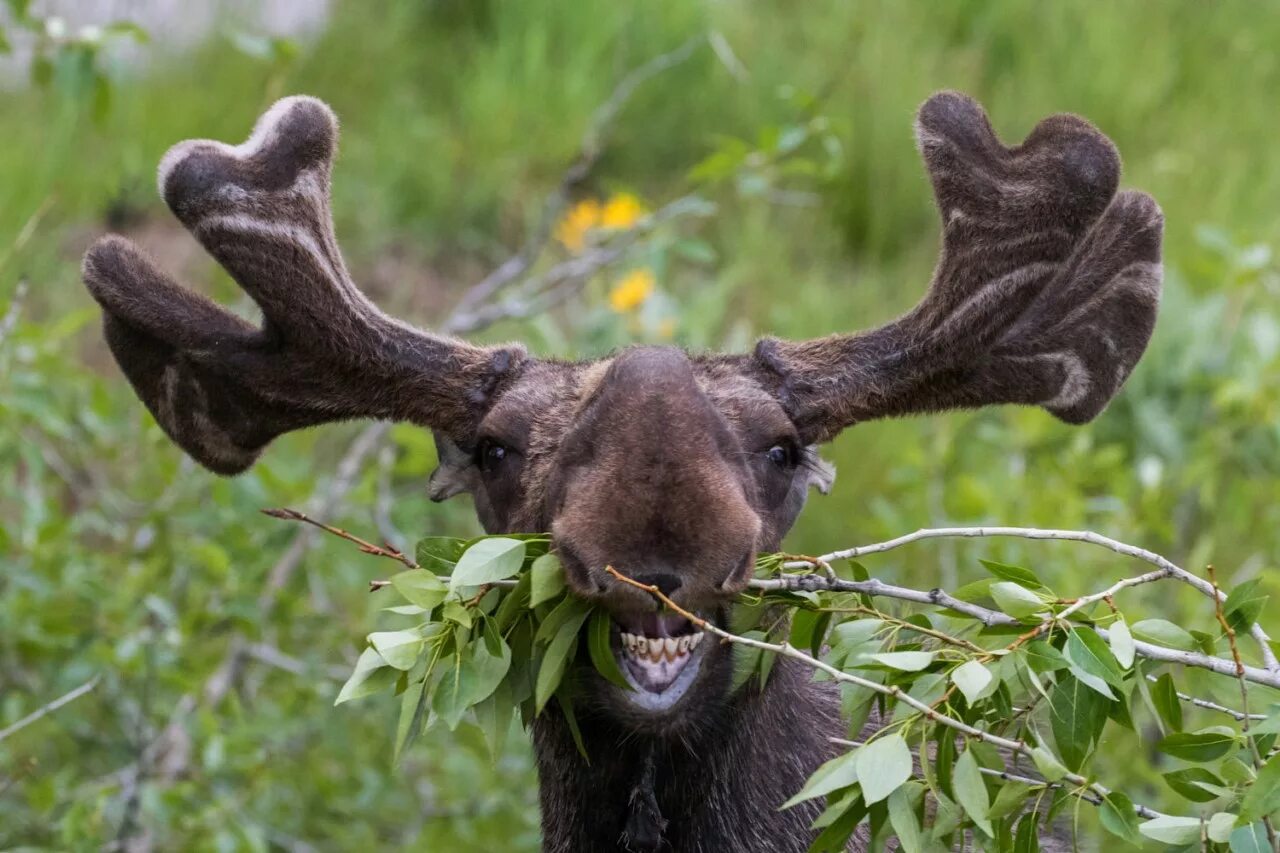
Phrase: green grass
[{"left": 3, "top": 1, "right": 1280, "bottom": 847}]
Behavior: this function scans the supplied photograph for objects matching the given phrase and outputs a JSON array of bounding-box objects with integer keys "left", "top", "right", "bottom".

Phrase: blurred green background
[{"left": 2, "top": 1, "right": 1279, "bottom": 849}]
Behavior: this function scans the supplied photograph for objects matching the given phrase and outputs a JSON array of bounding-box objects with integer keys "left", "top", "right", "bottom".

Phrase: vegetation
[{"left": 3, "top": 1, "right": 1279, "bottom": 849}]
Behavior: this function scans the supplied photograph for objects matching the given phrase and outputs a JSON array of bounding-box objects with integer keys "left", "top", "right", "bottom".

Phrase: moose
[{"left": 82, "top": 92, "right": 1162, "bottom": 851}]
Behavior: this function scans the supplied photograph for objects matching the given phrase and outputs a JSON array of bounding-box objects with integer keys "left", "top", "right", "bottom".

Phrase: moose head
[{"left": 83, "top": 92, "right": 1162, "bottom": 850}]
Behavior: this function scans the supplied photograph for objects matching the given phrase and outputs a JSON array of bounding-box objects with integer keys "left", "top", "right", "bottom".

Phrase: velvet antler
[
  {"left": 82, "top": 97, "right": 525, "bottom": 475},
  {"left": 753, "top": 91, "right": 1163, "bottom": 443}
]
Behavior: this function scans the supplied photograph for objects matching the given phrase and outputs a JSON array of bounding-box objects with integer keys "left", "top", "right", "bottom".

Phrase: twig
[
  {"left": 1209, "top": 564, "right": 1277, "bottom": 848},
  {"left": 261, "top": 507, "right": 419, "bottom": 571},
  {"left": 1144, "top": 674, "right": 1263, "bottom": 722},
  {"left": 788, "top": 527, "right": 1280, "bottom": 673},
  {"left": 0, "top": 675, "right": 101, "bottom": 742},
  {"left": 754, "top": 571, "right": 1280, "bottom": 689},
  {"left": 447, "top": 195, "right": 712, "bottom": 334},
  {"left": 451, "top": 36, "right": 703, "bottom": 317},
  {"left": 606, "top": 565, "right": 1171, "bottom": 822},
  {"left": 0, "top": 196, "right": 55, "bottom": 278}
]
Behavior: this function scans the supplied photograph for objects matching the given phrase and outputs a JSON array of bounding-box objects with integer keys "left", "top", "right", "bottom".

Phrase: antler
[
  {"left": 753, "top": 91, "right": 1163, "bottom": 443},
  {"left": 82, "top": 97, "right": 525, "bottom": 475}
]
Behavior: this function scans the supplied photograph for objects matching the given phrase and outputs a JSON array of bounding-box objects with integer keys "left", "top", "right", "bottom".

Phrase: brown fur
[{"left": 81, "top": 92, "right": 1162, "bottom": 851}]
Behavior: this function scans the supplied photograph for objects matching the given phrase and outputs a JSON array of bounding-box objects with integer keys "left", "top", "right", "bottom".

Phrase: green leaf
[
  {"left": 534, "top": 607, "right": 589, "bottom": 713},
  {"left": 1012, "top": 812, "right": 1040, "bottom": 852},
  {"left": 449, "top": 537, "right": 526, "bottom": 591},
  {"left": 1049, "top": 674, "right": 1108, "bottom": 771},
  {"left": 461, "top": 628, "right": 512, "bottom": 707},
  {"left": 990, "top": 581, "right": 1049, "bottom": 620},
  {"left": 441, "top": 598, "right": 472, "bottom": 629},
  {"left": 1023, "top": 640, "right": 1068, "bottom": 674},
  {"left": 952, "top": 748, "right": 993, "bottom": 836},
  {"left": 587, "top": 608, "right": 631, "bottom": 690},
  {"left": 393, "top": 675, "right": 428, "bottom": 764},
  {"left": 1224, "top": 579, "right": 1269, "bottom": 632},
  {"left": 534, "top": 596, "right": 592, "bottom": 647},
  {"left": 1138, "top": 815, "right": 1202, "bottom": 845},
  {"left": 886, "top": 785, "right": 923, "bottom": 853},
  {"left": 781, "top": 748, "right": 860, "bottom": 809},
  {"left": 979, "top": 559, "right": 1045, "bottom": 590},
  {"left": 1099, "top": 790, "right": 1141, "bottom": 845},
  {"left": 870, "top": 651, "right": 935, "bottom": 672},
  {"left": 1230, "top": 822, "right": 1272, "bottom": 853},
  {"left": 1131, "top": 618, "right": 1196, "bottom": 650},
  {"left": 415, "top": 536, "right": 466, "bottom": 572},
  {"left": 987, "top": 780, "right": 1036, "bottom": 820},
  {"left": 1030, "top": 746, "right": 1068, "bottom": 782},
  {"left": 1158, "top": 729, "right": 1239, "bottom": 763},
  {"left": 557, "top": 693, "right": 589, "bottom": 762},
  {"left": 1063, "top": 629, "right": 1121, "bottom": 699},
  {"left": 529, "top": 552, "right": 567, "bottom": 607},
  {"left": 335, "top": 647, "right": 397, "bottom": 705},
  {"left": 855, "top": 733, "right": 912, "bottom": 806},
  {"left": 1109, "top": 618, "right": 1136, "bottom": 669},
  {"left": 1152, "top": 673, "right": 1184, "bottom": 732},
  {"left": 951, "top": 660, "right": 995, "bottom": 705},
  {"left": 1163, "top": 767, "right": 1229, "bottom": 802},
  {"left": 730, "top": 632, "right": 769, "bottom": 694},
  {"left": 1207, "top": 812, "right": 1237, "bottom": 844},
  {"left": 1252, "top": 705, "right": 1280, "bottom": 736},
  {"left": 390, "top": 570, "right": 448, "bottom": 611},
  {"left": 1239, "top": 753, "right": 1280, "bottom": 822},
  {"left": 493, "top": 571, "right": 531, "bottom": 632},
  {"left": 367, "top": 630, "right": 424, "bottom": 671}
]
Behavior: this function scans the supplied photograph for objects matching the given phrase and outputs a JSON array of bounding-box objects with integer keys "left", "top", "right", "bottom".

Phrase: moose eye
[
  {"left": 765, "top": 444, "right": 795, "bottom": 468},
  {"left": 477, "top": 440, "right": 509, "bottom": 474}
]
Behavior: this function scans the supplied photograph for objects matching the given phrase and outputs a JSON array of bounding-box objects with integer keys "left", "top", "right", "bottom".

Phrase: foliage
[
  {"left": 3, "top": 1, "right": 1280, "bottom": 849},
  {"left": 340, "top": 534, "right": 1280, "bottom": 851}
]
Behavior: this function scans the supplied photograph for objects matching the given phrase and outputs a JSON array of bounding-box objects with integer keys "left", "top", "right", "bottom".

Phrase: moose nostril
[{"left": 633, "top": 573, "right": 683, "bottom": 596}]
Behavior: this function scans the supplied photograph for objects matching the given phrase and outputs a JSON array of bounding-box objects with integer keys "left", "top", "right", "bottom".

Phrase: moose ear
[
  {"left": 428, "top": 432, "right": 479, "bottom": 502},
  {"left": 804, "top": 451, "right": 836, "bottom": 495}
]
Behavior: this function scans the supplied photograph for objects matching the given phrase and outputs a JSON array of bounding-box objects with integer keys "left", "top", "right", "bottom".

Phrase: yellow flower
[
  {"left": 599, "top": 192, "right": 646, "bottom": 230},
  {"left": 555, "top": 199, "right": 601, "bottom": 253},
  {"left": 609, "top": 268, "right": 656, "bottom": 313}
]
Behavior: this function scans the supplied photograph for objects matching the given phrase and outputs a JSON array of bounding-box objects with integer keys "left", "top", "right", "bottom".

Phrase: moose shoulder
[{"left": 82, "top": 92, "right": 1162, "bottom": 851}]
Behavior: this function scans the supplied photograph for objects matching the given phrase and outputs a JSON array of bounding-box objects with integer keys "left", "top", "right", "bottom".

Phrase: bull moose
[{"left": 81, "top": 91, "right": 1162, "bottom": 851}]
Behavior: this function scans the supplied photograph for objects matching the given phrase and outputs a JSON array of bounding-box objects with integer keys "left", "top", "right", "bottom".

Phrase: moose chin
[{"left": 82, "top": 90, "right": 1162, "bottom": 852}]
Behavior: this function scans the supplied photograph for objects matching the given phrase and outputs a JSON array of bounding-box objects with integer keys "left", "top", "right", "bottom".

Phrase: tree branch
[
  {"left": 0, "top": 675, "right": 101, "bottom": 743},
  {"left": 787, "top": 526, "right": 1280, "bottom": 673}
]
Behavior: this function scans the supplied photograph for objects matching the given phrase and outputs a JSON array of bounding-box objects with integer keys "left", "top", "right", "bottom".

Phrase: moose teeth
[{"left": 619, "top": 631, "right": 704, "bottom": 663}]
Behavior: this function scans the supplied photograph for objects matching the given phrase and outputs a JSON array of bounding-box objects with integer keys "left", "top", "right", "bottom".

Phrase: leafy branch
[{"left": 288, "top": 512, "right": 1280, "bottom": 850}]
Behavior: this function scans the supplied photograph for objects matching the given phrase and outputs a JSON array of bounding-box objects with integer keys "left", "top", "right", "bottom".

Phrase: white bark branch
[{"left": 785, "top": 526, "right": 1280, "bottom": 674}]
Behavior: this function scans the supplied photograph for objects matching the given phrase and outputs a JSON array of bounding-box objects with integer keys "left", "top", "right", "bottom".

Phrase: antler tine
[
  {"left": 83, "top": 97, "right": 526, "bottom": 475},
  {"left": 754, "top": 91, "right": 1162, "bottom": 442}
]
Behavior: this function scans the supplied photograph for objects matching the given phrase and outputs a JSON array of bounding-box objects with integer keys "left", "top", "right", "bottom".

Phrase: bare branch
[
  {"left": 789, "top": 526, "right": 1280, "bottom": 673},
  {"left": 1145, "top": 675, "right": 1263, "bottom": 722},
  {"left": 0, "top": 675, "right": 101, "bottom": 743}
]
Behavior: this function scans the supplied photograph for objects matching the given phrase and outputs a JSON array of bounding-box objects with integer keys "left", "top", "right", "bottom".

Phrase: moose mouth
[{"left": 612, "top": 611, "right": 708, "bottom": 712}]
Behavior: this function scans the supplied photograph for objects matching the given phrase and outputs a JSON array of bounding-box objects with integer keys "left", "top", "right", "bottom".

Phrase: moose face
[
  {"left": 432, "top": 346, "right": 834, "bottom": 722},
  {"left": 82, "top": 92, "right": 1163, "bottom": 733}
]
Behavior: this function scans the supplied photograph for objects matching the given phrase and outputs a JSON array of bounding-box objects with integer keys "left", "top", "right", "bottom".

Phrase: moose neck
[{"left": 531, "top": 656, "right": 842, "bottom": 853}]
